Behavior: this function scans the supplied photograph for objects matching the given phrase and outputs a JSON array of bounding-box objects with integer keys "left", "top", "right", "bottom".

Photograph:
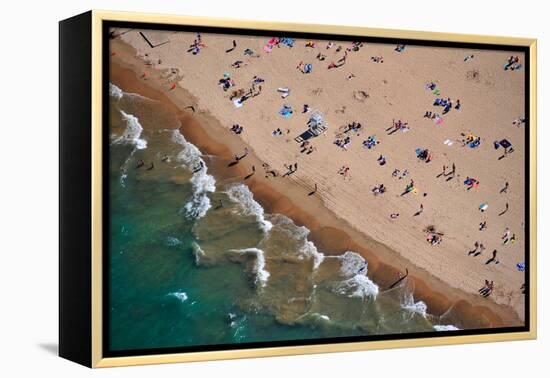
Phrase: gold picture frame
[{"left": 59, "top": 10, "right": 537, "bottom": 368}]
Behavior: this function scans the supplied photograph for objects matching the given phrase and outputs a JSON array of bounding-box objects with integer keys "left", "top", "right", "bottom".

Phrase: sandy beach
[{"left": 109, "top": 28, "right": 526, "bottom": 327}]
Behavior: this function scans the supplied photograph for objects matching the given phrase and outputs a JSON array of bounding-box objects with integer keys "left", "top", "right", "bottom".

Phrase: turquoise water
[{"left": 108, "top": 84, "right": 455, "bottom": 352}]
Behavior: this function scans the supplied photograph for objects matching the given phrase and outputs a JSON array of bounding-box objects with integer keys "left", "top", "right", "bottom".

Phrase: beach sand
[{"left": 109, "top": 28, "right": 526, "bottom": 327}]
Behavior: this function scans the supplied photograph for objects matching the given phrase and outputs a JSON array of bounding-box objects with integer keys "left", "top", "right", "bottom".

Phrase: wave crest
[
  {"left": 112, "top": 110, "right": 148, "bottom": 149},
  {"left": 171, "top": 130, "right": 216, "bottom": 218},
  {"left": 227, "top": 184, "right": 273, "bottom": 232}
]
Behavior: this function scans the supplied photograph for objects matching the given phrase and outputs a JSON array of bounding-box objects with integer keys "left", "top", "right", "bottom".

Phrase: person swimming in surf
[{"left": 193, "top": 161, "right": 204, "bottom": 173}]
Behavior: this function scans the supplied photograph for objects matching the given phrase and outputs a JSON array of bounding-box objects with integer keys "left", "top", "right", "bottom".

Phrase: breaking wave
[
  {"left": 226, "top": 184, "right": 273, "bottom": 232},
  {"left": 229, "top": 248, "right": 270, "bottom": 287},
  {"left": 171, "top": 130, "right": 216, "bottom": 219},
  {"left": 112, "top": 110, "right": 148, "bottom": 150}
]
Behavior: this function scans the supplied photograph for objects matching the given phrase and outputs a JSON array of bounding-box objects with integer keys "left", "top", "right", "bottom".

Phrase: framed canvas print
[{"left": 59, "top": 10, "right": 537, "bottom": 368}]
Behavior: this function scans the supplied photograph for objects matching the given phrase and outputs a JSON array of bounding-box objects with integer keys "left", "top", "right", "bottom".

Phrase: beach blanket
[
  {"left": 279, "top": 105, "right": 293, "bottom": 118},
  {"left": 268, "top": 37, "right": 280, "bottom": 46},
  {"left": 499, "top": 139, "right": 512, "bottom": 149},
  {"left": 280, "top": 37, "right": 295, "bottom": 47},
  {"left": 469, "top": 139, "right": 481, "bottom": 148}
]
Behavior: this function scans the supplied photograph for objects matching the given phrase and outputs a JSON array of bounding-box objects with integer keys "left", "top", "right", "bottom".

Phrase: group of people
[
  {"left": 433, "top": 97, "right": 461, "bottom": 114},
  {"left": 338, "top": 165, "right": 351, "bottom": 179},
  {"left": 187, "top": 32, "right": 206, "bottom": 55},
  {"left": 299, "top": 141, "right": 315, "bottom": 155},
  {"left": 504, "top": 56, "right": 521, "bottom": 71},
  {"left": 387, "top": 119, "right": 410, "bottom": 135},
  {"left": 230, "top": 124, "right": 244, "bottom": 134},
  {"left": 201, "top": 34, "right": 525, "bottom": 304}
]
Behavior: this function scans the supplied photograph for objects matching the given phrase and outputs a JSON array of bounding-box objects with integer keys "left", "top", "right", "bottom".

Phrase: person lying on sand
[{"left": 372, "top": 184, "right": 386, "bottom": 196}]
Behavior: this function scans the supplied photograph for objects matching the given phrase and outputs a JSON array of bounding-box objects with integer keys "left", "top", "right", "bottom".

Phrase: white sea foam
[
  {"left": 332, "top": 251, "right": 379, "bottom": 299},
  {"left": 401, "top": 293, "right": 428, "bottom": 318},
  {"left": 230, "top": 248, "right": 270, "bottom": 287},
  {"left": 109, "top": 82, "right": 124, "bottom": 100},
  {"left": 301, "top": 240, "right": 325, "bottom": 270},
  {"left": 168, "top": 291, "right": 188, "bottom": 302},
  {"left": 112, "top": 110, "right": 148, "bottom": 149},
  {"left": 333, "top": 274, "right": 379, "bottom": 299},
  {"left": 109, "top": 82, "right": 152, "bottom": 101},
  {"left": 226, "top": 184, "right": 273, "bottom": 232},
  {"left": 165, "top": 236, "right": 182, "bottom": 247},
  {"left": 191, "top": 242, "right": 206, "bottom": 265},
  {"left": 434, "top": 324, "right": 460, "bottom": 332},
  {"left": 271, "top": 214, "right": 325, "bottom": 269},
  {"left": 339, "top": 251, "right": 369, "bottom": 277},
  {"left": 171, "top": 130, "right": 216, "bottom": 218}
]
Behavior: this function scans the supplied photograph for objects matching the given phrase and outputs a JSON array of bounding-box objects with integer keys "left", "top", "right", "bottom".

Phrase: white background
[{"left": 0, "top": 0, "right": 547, "bottom": 376}]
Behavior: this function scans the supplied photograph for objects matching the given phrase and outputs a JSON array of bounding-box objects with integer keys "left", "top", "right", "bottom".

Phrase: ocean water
[{"left": 108, "top": 83, "right": 457, "bottom": 352}]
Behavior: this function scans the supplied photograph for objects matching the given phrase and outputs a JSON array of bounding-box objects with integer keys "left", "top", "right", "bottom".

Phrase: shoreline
[{"left": 109, "top": 38, "right": 523, "bottom": 328}]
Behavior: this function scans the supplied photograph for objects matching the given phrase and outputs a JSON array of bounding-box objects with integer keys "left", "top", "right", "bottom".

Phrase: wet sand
[{"left": 109, "top": 37, "right": 523, "bottom": 328}]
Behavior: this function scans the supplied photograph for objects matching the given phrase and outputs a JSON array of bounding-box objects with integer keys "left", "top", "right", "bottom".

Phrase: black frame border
[{"left": 101, "top": 19, "right": 531, "bottom": 359}]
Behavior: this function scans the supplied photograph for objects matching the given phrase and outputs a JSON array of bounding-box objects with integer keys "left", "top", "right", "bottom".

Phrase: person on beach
[
  {"left": 485, "top": 250, "right": 499, "bottom": 265},
  {"left": 469, "top": 241, "right": 480, "bottom": 256},
  {"left": 193, "top": 161, "right": 204, "bottom": 173},
  {"left": 390, "top": 213, "right": 400, "bottom": 219},
  {"left": 445, "top": 163, "right": 456, "bottom": 178},
  {"left": 308, "top": 183, "right": 318, "bottom": 196},
  {"left": 499, "top": 202, "right": 509, "bottom": 216},
  {"left": 395, "top": 44, "right": 406, "bottom": 52},
  {"left": 437, "top": 165, "right": 447, "bottom": 178},
  {"left": 372, "top": 184, "right": 386, "bottom": 196},
  {"left": 479, "top": 280, "right": 494, "bottom": 297},
  {"left": 225, "top": 39, "right": 237, "bottom": 53},
  {"left": 500, "top": 181, "right": 509, "bottom": 194},
  {"left": 479, "top": 221, "right": 487, "bottom": 231},
  {"left": 237, "top": 147, "right": 249, "bottom": 160}
]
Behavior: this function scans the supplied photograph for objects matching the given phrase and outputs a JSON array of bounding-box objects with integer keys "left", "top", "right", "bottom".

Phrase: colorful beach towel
[
  {"left": 279, "top": 105, "right": 293, "bottom": 118},
  {"left": 516, "top": 262, "right": 526, "bottom": 272}
]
